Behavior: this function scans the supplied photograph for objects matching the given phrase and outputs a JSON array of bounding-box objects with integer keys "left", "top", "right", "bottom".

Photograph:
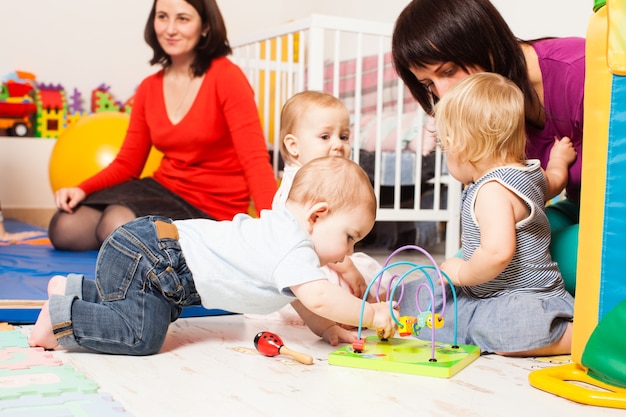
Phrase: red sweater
[{"left": 79, "top": 57, "right": 277, "bottom": 220}]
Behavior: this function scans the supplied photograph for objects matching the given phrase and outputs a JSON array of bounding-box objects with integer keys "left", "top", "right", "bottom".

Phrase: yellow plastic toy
[
  {"left": 528, "top": 0, "right": 626, "bottom": 409},
  {"left": 48, "top": 112, "right": 163, "bottom": 192}
]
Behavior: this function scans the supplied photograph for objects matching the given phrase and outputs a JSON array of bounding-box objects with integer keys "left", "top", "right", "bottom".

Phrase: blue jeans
[{"left": 49, "top": 216, "right": 201, "bottom": 355}]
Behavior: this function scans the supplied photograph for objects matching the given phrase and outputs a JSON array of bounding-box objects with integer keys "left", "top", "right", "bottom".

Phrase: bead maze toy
[{"left": 328, "top": 245, "right": 480, "bottom": 378}]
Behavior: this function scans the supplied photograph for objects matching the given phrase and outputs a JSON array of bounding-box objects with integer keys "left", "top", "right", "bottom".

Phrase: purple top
[{"left": 526, "top": 37, "right": 585, "bottom": 204}]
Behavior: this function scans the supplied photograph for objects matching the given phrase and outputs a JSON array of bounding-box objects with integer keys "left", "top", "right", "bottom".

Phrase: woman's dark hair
[
  {"left": 144, "top": 0, "right": 232, "bottom": 77},
  {"left": 392, "top": 0, "right": 536, "bottom": 117}
]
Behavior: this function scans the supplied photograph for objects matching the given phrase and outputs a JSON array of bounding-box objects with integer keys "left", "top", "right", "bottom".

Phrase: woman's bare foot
[
  {"left": 48, "top": 275, "right": 67, "bottom": 296},
  {"left": 28, "top": 301, "right": 60, "bottom": 350}
]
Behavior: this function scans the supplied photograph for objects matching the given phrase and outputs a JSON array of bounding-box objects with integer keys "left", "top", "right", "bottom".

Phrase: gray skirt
[
  {"left": 396, "top": 274, "right": 574, "bottom": 353},
  {"left": 82, "top": 178, "right": 213, "bottom": 220}
]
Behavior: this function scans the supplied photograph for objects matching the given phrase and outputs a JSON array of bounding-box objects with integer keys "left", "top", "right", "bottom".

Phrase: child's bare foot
[
  {"left": 47, "top": 275, "right": 67, "bottom": 296},
  {"left": 28, "top": 301, "right": 60, "bottom": 350},
  {"left": 0, "top": 229, "right": 45, "bottom": 242}
]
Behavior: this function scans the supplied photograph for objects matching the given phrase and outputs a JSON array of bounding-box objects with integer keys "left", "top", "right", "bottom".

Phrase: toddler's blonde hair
[
  {"left": 434, "top": 72, "right": 526, "bottom": 165},
  {"left": 279, "top": 91, "right": 349, "bottom": 165}
]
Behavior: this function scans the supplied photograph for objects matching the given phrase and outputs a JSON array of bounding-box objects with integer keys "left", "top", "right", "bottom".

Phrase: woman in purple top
[{"left": 391, "top": 0, "right": 584, "bottom": 295}]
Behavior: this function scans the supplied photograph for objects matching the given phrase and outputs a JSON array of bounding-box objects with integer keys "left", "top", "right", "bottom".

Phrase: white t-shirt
[
  {"left": 270, "top": 163, "right": 390, "bottom": 296},
  {"left": 272, "top": 165, "right": 300, "bottom": 208},
  {"left": 175, "top": 205, "right": 326, "bottom": 314}
]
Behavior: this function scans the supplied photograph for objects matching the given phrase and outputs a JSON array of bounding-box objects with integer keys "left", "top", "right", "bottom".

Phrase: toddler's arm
[
  {"left": 544, "top": 136, "right": 577, "bottom": 200},
  {"left": 290, "top": 280, "right": 397, "bottom": 339},
  {"left": 290, "top": 300, "right": 356, "bottom": 346},
  {"left": 442, "top": 181, "right": 518, "bottom": 286}
]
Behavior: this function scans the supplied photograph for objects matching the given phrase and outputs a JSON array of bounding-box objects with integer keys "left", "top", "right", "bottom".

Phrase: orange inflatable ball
[{"left": 49, "top": 112, "right": 163, "bottom": 192}]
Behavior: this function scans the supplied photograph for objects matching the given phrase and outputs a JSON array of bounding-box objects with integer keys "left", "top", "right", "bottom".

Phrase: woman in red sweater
[{"left": 48, "top": 0, "right": 277, "bottom": 251}]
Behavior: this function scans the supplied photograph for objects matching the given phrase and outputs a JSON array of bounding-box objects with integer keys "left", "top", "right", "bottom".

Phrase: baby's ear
[
  {"left": 284, "top": 134, "right": 299, "bottom": 158},
  {"left": 305, "top": 202, "right": 329, "bottom": 232}
]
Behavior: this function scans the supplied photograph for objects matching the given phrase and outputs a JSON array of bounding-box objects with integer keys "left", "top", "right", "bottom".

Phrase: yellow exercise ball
[{"left": 49, "top": 112, "right": 163, "bottom": 192}]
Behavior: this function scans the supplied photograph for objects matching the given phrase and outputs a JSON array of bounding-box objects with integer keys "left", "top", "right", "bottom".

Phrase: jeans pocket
[
  {"left": 149, "top": 266, "right": 185, "bottom": 304},
  {"left": 96, "top": 235, "right": 142, "bottom": 302}
]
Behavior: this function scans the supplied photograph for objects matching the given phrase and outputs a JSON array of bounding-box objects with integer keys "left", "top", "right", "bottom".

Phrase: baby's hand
[
  {"left": 321, "top": 325, "right": 356, "bottom": 346},
  {"left": 328, "top": 256, "right": 368, "bottom": 299},
  {"left": 340, "top": 270, "right": 367, "bottom": 299},
  {"left": 550, "top": 136, "right": 577, "bottom": 166},
  {"left": 369, "top": 302, "right": 398, "bottom": 339}
]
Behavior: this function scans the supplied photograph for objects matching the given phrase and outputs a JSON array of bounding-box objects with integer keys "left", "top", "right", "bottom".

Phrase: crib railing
[{"left": 231, "top": 14, "right": 461, "bottom": 258}]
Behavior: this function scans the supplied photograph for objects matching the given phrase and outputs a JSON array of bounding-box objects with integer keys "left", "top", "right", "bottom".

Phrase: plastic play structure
[{"left": 528, "top": 0, "right": 626, "bottom": 408}]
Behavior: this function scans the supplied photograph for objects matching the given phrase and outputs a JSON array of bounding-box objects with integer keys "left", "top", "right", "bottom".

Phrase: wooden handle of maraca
[{"left": 279, "top": 345, "right": 313, "bottom": 365}]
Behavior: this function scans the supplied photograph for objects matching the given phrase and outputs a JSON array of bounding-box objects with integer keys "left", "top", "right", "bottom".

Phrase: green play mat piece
[
  {"left": 582, "top": 299, "right": 626, "bottom": 388},
  {"left": 0, "top": 365, "right": 99, "bottom": 400},
  {"left": 0, "top": 330, "right": 29, "bottom": 348}
]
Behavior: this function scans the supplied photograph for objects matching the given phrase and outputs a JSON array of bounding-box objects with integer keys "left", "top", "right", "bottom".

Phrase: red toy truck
[{"left": 0, "top": 77, "right": 37, "bottom": 137}]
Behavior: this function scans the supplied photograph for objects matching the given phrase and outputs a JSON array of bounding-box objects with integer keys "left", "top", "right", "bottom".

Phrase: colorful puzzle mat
[
  {"left": 0, "top": 326, "right": 134, "bottom": 415},
  {"left": 0, "top": 219, "right": 231, "bottom": 323},
  {"left": 329, "top": 335, "right": 480, "bottom": 378}
]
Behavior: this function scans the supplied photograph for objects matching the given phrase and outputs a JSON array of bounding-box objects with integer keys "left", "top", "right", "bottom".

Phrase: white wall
[
  {"left": 492, "top": 1, "right": 591, "bottom": 39},
  {"left": 0, "top": 0, "right": 592, "bottom": 209}
]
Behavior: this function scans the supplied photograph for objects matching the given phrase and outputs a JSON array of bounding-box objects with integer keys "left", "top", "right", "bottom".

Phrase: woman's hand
[{"left": 54, "top": 187, "right": 86, "bottom": 213}]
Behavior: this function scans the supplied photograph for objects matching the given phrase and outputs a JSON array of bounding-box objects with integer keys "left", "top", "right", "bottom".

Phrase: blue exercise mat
[{"left": 0, "top": 219, "right": 231, "bottom": 323}]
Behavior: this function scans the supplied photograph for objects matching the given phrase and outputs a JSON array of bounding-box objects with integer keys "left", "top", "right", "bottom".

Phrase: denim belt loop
[{"left": 154, "top": 220, "right": 179, "bottom": 240}]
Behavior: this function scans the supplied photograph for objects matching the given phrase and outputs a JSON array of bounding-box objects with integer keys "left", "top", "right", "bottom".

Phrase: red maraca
[{"left": 254, "top": 331, "right": 313, "bottom": 365}]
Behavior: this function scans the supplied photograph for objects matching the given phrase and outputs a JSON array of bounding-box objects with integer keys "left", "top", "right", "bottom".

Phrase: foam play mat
[
  {"left": 0, "top": 219, "right": 231, "bottom": 323},
  {"left": 0, "top": 324, "right": 135, "bottom": 415}
]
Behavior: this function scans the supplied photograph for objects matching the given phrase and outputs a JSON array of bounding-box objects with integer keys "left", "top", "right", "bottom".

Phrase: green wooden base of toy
[{"left": 328, "top": 336, "right": 480, "bottom": 378}]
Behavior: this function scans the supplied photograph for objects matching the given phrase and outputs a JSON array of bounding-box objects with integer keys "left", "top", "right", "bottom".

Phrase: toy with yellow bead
[{"left": 328, "top": 245, "right": 480, "bottom": 378}]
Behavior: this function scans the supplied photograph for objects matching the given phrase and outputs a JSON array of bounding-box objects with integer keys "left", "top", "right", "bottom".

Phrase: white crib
[{"left": 231, "top": 14, "right": 461, "bottom": 258}]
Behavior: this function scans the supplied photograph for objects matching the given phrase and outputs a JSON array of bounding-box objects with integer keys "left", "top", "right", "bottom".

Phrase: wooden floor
[
  {"left": 16, "top": 314, "right": 622, "bottom": 417},
  {"left": 8, "top": 238, "right": 622, "bottom": 416}
]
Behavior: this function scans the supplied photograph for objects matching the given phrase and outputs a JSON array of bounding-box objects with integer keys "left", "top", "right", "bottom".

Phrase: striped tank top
[{"left": 460, "top": 160, "right": 567, "bottom": 299}]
